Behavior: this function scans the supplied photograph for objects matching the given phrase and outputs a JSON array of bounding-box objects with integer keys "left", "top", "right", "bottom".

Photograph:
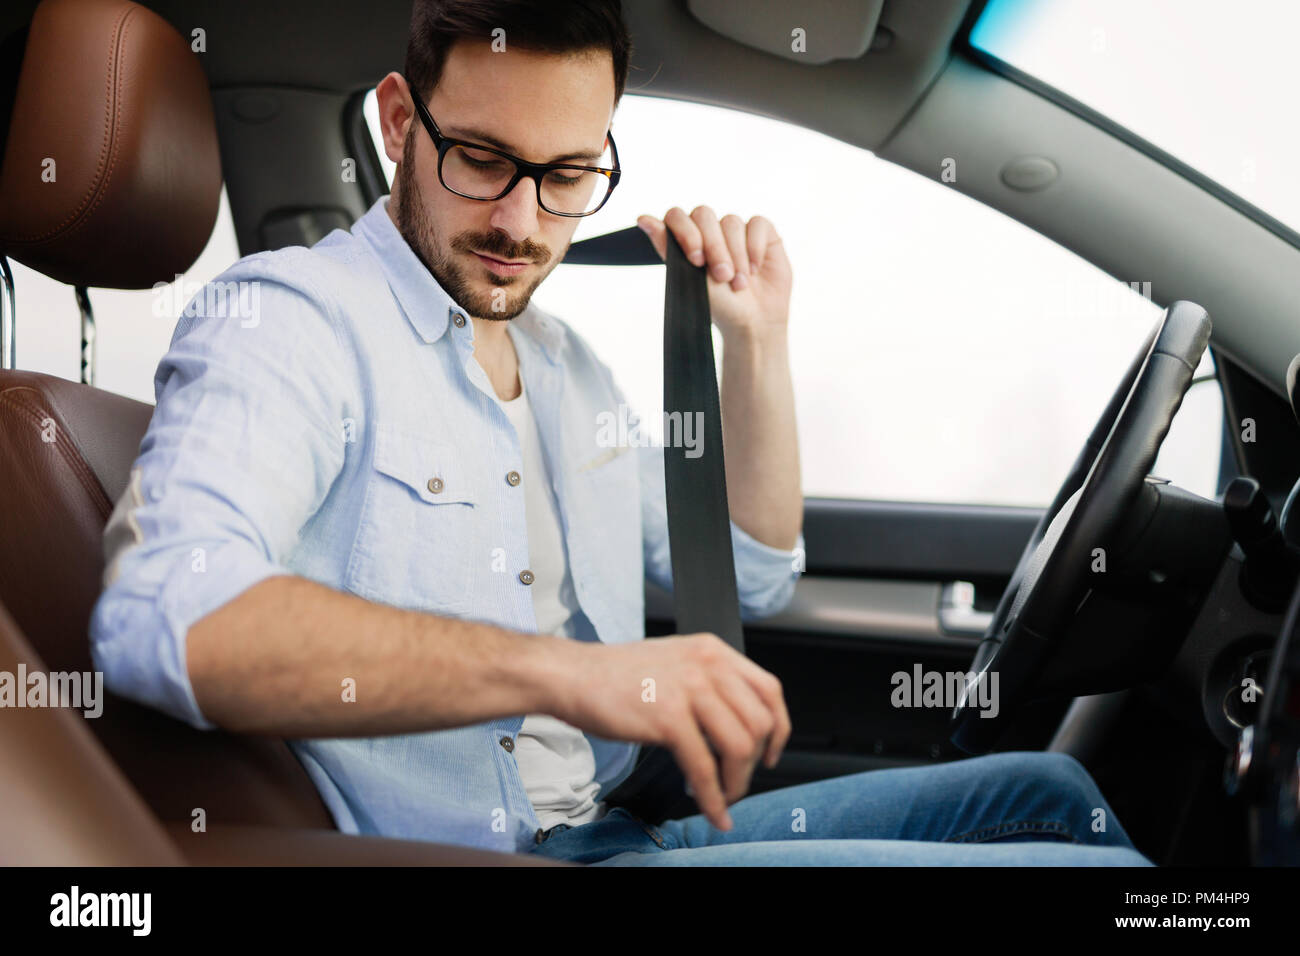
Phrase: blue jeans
[{"left": 526, "top": 751, "right": 1154, "bottom": 865}]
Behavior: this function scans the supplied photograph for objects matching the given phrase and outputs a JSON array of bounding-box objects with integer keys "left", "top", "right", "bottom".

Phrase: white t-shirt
[{"left": 498, "top": 371, "right": 608, "bottom": 830}]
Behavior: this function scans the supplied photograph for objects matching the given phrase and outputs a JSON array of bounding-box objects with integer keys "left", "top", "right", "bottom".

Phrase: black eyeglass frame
[{"left": 404, "top": 75, "right": 621, "bottom": 218}]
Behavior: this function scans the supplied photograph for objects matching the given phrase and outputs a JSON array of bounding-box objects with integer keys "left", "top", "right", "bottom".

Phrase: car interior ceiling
[{"left": 1, "top": 0, "right": 1298, "bottom": 867}]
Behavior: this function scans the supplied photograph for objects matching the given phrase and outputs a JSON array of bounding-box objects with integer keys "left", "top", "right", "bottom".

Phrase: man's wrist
[
  {"left": 519, "top": 631, "right": 587, "bottom": 721},
  {"left": 720, "top": 323, "right": 791, "bottom": 376}
]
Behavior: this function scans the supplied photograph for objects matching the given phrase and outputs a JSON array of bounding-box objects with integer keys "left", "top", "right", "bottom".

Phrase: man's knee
[{"left": 986, "top": 750, "right": 1097, "bottom": 798}]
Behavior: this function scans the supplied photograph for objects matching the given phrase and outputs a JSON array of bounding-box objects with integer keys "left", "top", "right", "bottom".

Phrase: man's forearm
[
  {"left": 719, "top": 325, "right": 802, "bottom": 550},
  {"left": 186, "top": 574, "right": 576, "bottom": 737}
]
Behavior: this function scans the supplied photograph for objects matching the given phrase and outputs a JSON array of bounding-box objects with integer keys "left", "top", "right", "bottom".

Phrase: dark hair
[{"left": 403, "top": 0, "right": 631, "bottom": 105}]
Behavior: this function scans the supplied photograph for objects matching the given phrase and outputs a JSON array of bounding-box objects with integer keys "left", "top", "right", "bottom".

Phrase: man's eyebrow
[{"left": 444, "top": 124, "right": 606, "bottom": 164}]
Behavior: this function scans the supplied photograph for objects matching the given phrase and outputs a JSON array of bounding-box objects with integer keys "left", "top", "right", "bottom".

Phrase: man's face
[{"left": 388, "top": 42, "right": 615, "bottom": 321}]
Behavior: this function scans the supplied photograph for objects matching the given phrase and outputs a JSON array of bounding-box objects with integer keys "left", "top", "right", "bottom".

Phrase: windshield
[{"left": 970, "top": 0, "right": 1299, "bottom": 235}]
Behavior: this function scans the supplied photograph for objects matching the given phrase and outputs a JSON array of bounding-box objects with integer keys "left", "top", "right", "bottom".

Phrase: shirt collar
[
  {"left": 352, "top": 196, "right": 565, "bottom": 364},
  {"left": 511, "top": 301, "right": 565, "bottom": 366}
]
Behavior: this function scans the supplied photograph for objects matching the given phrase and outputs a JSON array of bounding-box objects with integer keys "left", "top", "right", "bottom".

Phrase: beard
[{"left": 391, "top": 127, "right": 557, "bottom": 321}]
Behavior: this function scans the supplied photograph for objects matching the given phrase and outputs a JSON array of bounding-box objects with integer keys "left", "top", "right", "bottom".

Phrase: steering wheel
[{"left": 950, "top": 300, "right": 1212, "bottom": 754}]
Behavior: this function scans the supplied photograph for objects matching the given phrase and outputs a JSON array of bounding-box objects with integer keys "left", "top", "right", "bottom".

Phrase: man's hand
[
  {"left": 637, "top": 207, "right": 793, "bottom": 341},
  {"left": 548, "top": 633, "right": 791, "bottom": 831}
]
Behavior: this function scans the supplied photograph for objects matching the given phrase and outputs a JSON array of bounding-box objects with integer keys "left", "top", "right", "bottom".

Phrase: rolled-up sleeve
[
  {"left": 636, "top": 438, "right": 804, "bottom": 621},
  {"left": 89, "top": 257, "right": 354, "bottom": 730}
]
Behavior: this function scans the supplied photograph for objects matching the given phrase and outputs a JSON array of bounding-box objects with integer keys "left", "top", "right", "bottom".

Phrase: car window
[
  {"left": 10, "top": 186, "right": 240, "bottom": 405},
  {"left": 970, "top": 0, "right": 1300, "bottom": 235},
  {"left": 365, "top": 92, "right": 1225, "bottom": 508}
]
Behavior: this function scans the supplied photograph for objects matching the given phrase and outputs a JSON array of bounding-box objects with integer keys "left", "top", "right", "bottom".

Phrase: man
[{"left": 91, "top": 0, "right": 1150, "bottom": 865}]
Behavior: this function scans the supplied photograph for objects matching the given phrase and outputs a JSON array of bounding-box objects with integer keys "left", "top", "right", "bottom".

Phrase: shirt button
[
  {"left": 518, "top": 569, "right": 535, "bottom": 585},
  {"left": 499, "top": 736, "right": 515, "bottom": 752},
  {"left": 452, "top": 312, "right": 467, "bottom": 328},
  {"left": 427, "top": 477, "right": 444, "bottom": 494},
  {"left": 506, "top": 470, "right": 521, "bottom": 486}
]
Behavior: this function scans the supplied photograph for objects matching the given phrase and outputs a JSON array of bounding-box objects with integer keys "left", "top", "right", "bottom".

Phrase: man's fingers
[
  {"left": 719, "top": 214, "right": 750, "bottom": 291},
  {"left": 689, "top": 205, "right": 734, "bottom": 285},
  {"left": 716, "top": 670, "right": 776, "bottom": 765},
  {"left": 670, "top": 724, "right": 732, "bottom": 830},
  {"left": 745, "top": 215, "right": 776, "bottom": 274},
  {"left": 691, "top": 689, "right": 759, "bottom": 805},
  {"left": 637, "top": 209, "right": 706, "bottom": 266},
  {"left": 663, "top": 206, "right": 705, "bottom": 268},
  {"left": 635, "top": 215, "right": 667, "bottom": 261},
  {"left": 640, "top": 210, "right": 777, "bottom": 294},
  {"left": 735, "top": 659, "right": 791, "bottom": 768}
]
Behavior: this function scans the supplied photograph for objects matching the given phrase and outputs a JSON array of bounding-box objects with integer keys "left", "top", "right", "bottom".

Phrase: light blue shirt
[{"left": 89, "top": 196, "right": 804, "bottom": 854}]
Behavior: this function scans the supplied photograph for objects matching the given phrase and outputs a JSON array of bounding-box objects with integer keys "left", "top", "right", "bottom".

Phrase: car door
[{"left": 527, "top": 93, "right": 1232, "bottom": 791}]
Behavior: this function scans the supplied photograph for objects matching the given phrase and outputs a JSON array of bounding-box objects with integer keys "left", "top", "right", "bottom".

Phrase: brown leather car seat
[
  {"left": 0, "top": 593, "right": 563, "bottom": 864},
  {"left": 0, "top": 598, "right": 182, "bottom": 864},
  {"left": 0, "top": 0, "right": 334, "bottom": 831}
]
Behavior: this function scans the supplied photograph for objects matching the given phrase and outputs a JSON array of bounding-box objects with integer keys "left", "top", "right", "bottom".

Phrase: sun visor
[{"left": 686, "top": 0, "right": 884, "bottom": 65}]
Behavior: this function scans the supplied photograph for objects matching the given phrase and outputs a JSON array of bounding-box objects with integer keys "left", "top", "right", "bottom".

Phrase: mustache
[{"left": 451, "top": 231, "right": 550, "bottom": 264}]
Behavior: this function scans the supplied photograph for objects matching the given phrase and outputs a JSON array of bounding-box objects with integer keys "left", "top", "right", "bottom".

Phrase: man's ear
[{"left": 374, "top": 72, "right": 414, "bottom": 166}]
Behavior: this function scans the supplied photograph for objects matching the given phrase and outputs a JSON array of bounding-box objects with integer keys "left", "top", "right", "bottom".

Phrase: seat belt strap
[
  {"left": 569, "top": 228, "right": 745, "bottom": 822},
  {"left": 662, "top": 232, "right": 745, "bottom": 652}
]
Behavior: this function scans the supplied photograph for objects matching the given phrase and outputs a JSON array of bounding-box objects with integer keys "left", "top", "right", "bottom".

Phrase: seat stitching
[{"left": 0, "top": 388, "right": 113, "bottom": 517}]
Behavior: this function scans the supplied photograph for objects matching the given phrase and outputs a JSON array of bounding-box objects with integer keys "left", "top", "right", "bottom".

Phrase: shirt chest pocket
[{"left": 345, "top": 424, "right": 481, "bottom": 615}]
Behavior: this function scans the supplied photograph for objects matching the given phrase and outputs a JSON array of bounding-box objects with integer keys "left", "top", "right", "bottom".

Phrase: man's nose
[{"left": 488, "top": 176, "right": 541, "bottom": 243}]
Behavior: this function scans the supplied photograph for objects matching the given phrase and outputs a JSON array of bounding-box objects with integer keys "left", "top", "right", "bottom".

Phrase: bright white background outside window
[
  {"left": 11, "top": 91, "right": 1222, "bottom": 508},
  {"left": 9, "top": 187, "right": 240, "bottom": 404},
  {"left": 367, "top": 90, "right": 1220, "bottom": 506}
]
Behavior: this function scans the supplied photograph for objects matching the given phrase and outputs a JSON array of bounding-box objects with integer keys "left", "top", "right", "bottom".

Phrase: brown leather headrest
[{"left": 0, "top": 0, "right": 221, "bottom": 290}]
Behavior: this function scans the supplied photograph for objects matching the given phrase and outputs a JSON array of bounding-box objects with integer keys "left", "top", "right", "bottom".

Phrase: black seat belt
[{"left": 562, "top": 228, "right": 745, "bottom": 823}]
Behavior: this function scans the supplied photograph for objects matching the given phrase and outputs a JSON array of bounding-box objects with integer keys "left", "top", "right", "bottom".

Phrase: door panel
[{"left": 644, "top": 498, "right": 1070, "bottom": 792}]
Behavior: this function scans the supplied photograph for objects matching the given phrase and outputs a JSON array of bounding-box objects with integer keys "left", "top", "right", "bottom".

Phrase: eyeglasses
[{"left": 404, "top": 75, "right": 621, "bottom": 218}]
